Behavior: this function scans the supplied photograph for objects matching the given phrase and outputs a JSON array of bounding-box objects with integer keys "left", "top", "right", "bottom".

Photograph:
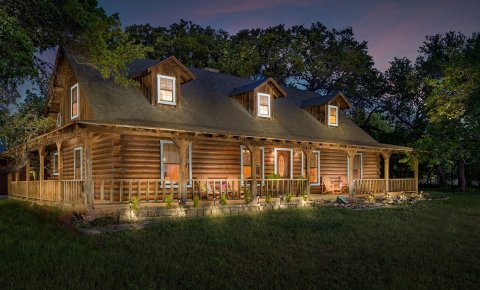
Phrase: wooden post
[
  {"left": 345, "top": 148, "right": 358, "bottom": 197},
  {"left": 245, "top": 143, "right": 259, "bottom": 202},
  {"left": 382, "top": 151, "right": 391, "bottom": 195},
  {"left": 56, "top": 140, "right": 63, "bottom": 201},
  {"left": 413, "top": 157, "right": 419, "bottom": 195},
  {"left": 173, "top": 138, "right": 192, "bottom": 205},
  {"left": 301, "top": 147, "right": 313, "bottom": 195},
  {"left": 38, "top": 146, "right": 45, "bottom": 181},
  {"left": 25, "top": 158, "right": 30, "bottom": 199},
  {"left": 82, "top": 131, "right": 95, "bottom": 213}
]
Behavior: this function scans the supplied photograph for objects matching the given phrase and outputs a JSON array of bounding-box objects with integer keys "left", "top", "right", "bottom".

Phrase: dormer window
[
  {"left": 328, "top": 105, "right": 338, "bottom": 126},
  {"left": 70, "top": 83, "right": 79, "bottom": 120},
  {"left": 157, "top": 75, "right": 176, "bottom": 105},
  {"left": 257, "top": 93, "right": 271, "bottom": 118}
]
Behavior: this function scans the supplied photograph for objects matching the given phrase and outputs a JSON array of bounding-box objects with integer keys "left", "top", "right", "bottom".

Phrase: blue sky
[{"left": 99, "top": 0, "right": 480, "bottom": 71}]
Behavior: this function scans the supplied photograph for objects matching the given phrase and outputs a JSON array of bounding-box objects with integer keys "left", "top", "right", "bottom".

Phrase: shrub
[
  {"left": 193, "top": 195, "right": 200, "bottom": 208},
  {"left": 219, "top": 193, "right": 227, "bottom": 206},
  {"left": 285, "top": 192, "right": 293, "bottom": 203},
  {"left": 129, "top": 196, "right": 139, "bottom": 211},
  {"left": 165, "top": 195, "right": 174, "bottom": 209},
  {"left": 244, "top": 188, "right": 252, "bottom": 204},
  {"left": 266, "top": 173, "right": 281, "bottom": 179}
]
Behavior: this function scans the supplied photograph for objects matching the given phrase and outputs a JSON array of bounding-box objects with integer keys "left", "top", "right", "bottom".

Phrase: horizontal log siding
[
  {"left": 192, "top": 139, "right": 242, "bottom": 179},
  {"left": 92, "top": 134, "right": 116, "bottom": 180},
  {"left": 362, "top": 152, "right": 381, "bottom": 179},
  {"left": 321, "top": 149, "right": 348, "bottom": 192},
  {"left": 119, "top": 134, "right": 162, "bottom": 179},
  {"left": 62, "top": 136, "right": 84, "bottom": 180}
]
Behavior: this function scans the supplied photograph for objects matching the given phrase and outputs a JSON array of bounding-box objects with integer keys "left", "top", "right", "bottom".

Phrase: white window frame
[
  {"left": 257, "top": 93, "right": 271, "bottom": 118},
  {"left": 274, "top": 148, "right": 294, "bottom": 179},
  {"left": 157, "top": 75, "right": 176, "bottom": 105},
  {"left": 160, "top": 140, "right": 192, "bottom": 187},
  {"left": 70, "top": 83, "right": 79, "bottom": 120},
  {"left": 301, "top": 150, "right": 321, "bottom": 186},
  {"left": 328, "top": 105, "right": 338, "bottom": 126},
  {"left": 73, "top": 147, "right": 83, "bottom": 180},
  {"left": 56, "top": 112, "right": 62, "bottom": 128},
  {"left": 240, "top": 145, "right": 265, "bottom": 182},
  {"left": 53, "top": 152, "right": 59, "bottom": 176},
  {"left": 347, "top": 153, "right": 363, "bottom": 180}
]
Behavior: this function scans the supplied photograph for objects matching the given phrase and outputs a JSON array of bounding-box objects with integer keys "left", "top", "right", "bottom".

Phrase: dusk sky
[{"left": 99, "top": 0, "right": 480, "bottom": 71}]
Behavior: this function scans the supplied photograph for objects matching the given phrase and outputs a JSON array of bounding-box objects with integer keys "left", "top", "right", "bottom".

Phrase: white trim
[
  {"left": 56, "top": 112, "right": 62, "bottom": 128},
  {"left": 301, "top": 150, "right": 321, "bottom": 185},
  {"left": 70, "top": 83, "right": 79, "bottom": 120},
  {"left": 240, "top": 145, "right": 265, "bottom": 181},
  {"left": 157, "top": 75, "right": 176, "bottom": 105},
  {"left": 327, "top": 105, "right": 338, "bottom": 126},
  {"left": 53, "top": 152, "right": 59, "bottom": 176},
  {"left": 73, "top": 147, "right": 83, "bottom": 180},
  {"left": 274, "top": 148, "right": 294, "bottom": 179},
  {"left": 257, "top": 93, "right": 271, "bottom": 118},
  {"left": 347, "top": 153, "right": 363, "bottom": 180},
  {"left": 160, "top": 140, "right": 192, "bottom": 187}
]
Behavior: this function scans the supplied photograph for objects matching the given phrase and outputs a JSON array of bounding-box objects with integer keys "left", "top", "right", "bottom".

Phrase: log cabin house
[{"left": 4, "top": 47, "right": 418, "bottom": 212}]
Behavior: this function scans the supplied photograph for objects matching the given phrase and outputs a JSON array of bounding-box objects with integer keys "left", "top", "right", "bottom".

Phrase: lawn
[{"left": 0, "top": 190, "right": 479, "bottom": 289}]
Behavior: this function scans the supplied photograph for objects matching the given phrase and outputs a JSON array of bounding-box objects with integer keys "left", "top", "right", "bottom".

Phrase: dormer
[
  {"left": 301, "top": 92, "right": 352, "bottom": 127},
  {"left": 130, "top": 56, "right": 195, "bottom": 107},
  {"left": 229, "top": 78, "right": 287, "bottom": 119}
]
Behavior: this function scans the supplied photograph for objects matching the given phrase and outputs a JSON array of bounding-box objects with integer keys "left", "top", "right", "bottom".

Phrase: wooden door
[{"left": 276, "top": 150, "right": 291, "bottom": 178}]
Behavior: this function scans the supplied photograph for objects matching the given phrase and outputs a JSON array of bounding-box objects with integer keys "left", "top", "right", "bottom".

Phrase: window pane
[
  {"left": 309, "top": 168, "right": 318, "bottom": 183},
  {"left": 329, "top": 107, "right": 337, "bottom": 124},
  {"left": 160, "top": 89, "right": 173, "bottom": 102},
  {"left": 353, "top": 155, "right": 361, "bottom": 179},
  {"left": 162, "top": 143, "right": 190, "bottom": 181},
  {"left": 260, "top": 95, "right": 269, "bottom": 105},
  {"left": 160, "top": 78, "right": 173, "bottom": 90},
  {"left": 74, "top": 150, "right": 81, "bottom": 179},
  {"left": 72, "top": 88, "right": 78, "bottom": 116},
  {"left": 242, "top": 149, "right": 262, "bottom": 179}
]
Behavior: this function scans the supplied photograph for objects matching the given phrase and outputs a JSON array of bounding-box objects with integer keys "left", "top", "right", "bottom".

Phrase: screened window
[
  {"left": 53, "top": 152, "right": 59, "bottom": 176},
  {"left": 352, "top": 153, "right": 362, "bottom": 180},
  {"left": 257, "top": 93, "right": 271, "bottom": 118},
  {"left": 241, "top": 146, "right": 264, "bottom": 180},
  {"left": 302, "top": 151, "right": 320, "bottom": 185},
  {"left": 157, "top": 75, "right": 176, "bottom": 105},
  {"left": 71, "top": 83, "right": 79, "bottom": 119},
  {"left": 161, "top": 141, "right": 191, "bottom": 185},
  {"left": 328, "top": 105, "right": 338, "bottom": 126},
  {"left": 73, "top": 147, "right": 82, "bottom": 180}
]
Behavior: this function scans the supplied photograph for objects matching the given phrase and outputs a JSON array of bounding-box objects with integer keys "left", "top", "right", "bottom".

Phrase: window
[
  {"left": 71, "top": 83, "right": 79, "bottom": 119},
  {"left": 348, "top": 153, "right": 363, "bottom": 180},
  {"left": 302, "top": 151, "right": 321, "bottom": 185},
  {"left": 73, "top": 147, "right": 82, "bottom": 180},
  {"left": 53, "top": 152, "right": 59, "bottom": 176},
  {"left": 328, "top": 105, "right": 338, "bottom": 126},
  {"left": 56, "top": 112, "right": 62, "bottom": 128},
  {"left": 160, "top": 141, "right": 191, "bottom": 186},
  {"left": 240, "top": 146, "right": 264, "bottom": 180},
  {"left": 157, "top": 75, "right": 176, "bottom": 105},
  {"left": 257, "top": 93, "right": 271, "bottom": 118}
]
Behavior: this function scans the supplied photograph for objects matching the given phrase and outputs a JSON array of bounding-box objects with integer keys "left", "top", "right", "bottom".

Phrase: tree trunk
[
  {"left": 436, "top": 165, "right": 446, "bottom": 188},
  {"left": 458, "top": 158, "right": 466, "bottom": 192}
]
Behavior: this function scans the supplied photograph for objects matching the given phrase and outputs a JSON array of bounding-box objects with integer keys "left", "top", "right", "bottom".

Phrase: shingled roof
[{"left": 63, "top": 48, "right": 407, "bottom": 150}]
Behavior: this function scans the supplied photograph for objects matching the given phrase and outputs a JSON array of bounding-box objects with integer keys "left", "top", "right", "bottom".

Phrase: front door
[{"left": 276, "top": 149, "right": 291, "bottom": 178}]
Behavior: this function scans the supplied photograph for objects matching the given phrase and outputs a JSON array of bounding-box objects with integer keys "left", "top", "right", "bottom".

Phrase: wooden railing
[
  {"left": 353, "top": 178, "right": 417, "bottom": 195},
  {"left": 353, "top": 179, "right": 386, "bottom": 195},
  {"left": 389, "top": 179, "right": 416, "bottom": 193},
  {"left": 8, "top": 180, "right": 83, "bottom": 205},
  {"left": 92, "top": 178, "right": 308, "bottom": 203}
]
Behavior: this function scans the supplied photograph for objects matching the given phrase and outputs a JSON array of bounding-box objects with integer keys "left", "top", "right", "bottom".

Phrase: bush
[
  {"left": 285, "top": 193, "right": 293, "bottom": 203},
  {"left": 193, "top": 195, "right": 200, "bottom": 208},
  {"left": 219, "top": 193, "right": 227, "bottom": 206},
  {"left": 165, "top": 195, "right": 174, "bottom": 209},
  {"left": 129, "top": 196, "right": 139, "bottom": 211},
  {"left": 266, "top": 173, "right": 281, "bottom": 179},
  {"left": 244, "top": 188, "right": 252, "bottom": 204}
]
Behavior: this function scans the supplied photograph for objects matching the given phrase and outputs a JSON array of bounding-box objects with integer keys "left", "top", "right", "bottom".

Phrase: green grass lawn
[{"left": 1, "top": 190, "right": 479, "bottom": 289}]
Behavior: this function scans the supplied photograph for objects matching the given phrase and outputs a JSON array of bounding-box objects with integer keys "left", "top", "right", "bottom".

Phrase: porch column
[
  {"left": 381, "top": 151, "right": 391, "bottom": 195},
  {"left": 302, "top": 147, "right": 313, "bottom": 195},
  {"left": 413, "top": 157, "right": 419, "bottom": 195},
  {"left": 173, "top": 138, "right": 192, "bottom": 205},
  {"left": 82, "top": 131, "right": 95, "bottom": 212},
  {"left": 245, "top": 143, "right": 259, "bottom": 202},
  {"left": 39, "top": 146, "right": 45, "bottom": 181},
  {"left": 56, "top": 140, "right": 63, "bottom": 201},
  {"left": 346, "top": 148, "right": 358, "bottom": 197}
]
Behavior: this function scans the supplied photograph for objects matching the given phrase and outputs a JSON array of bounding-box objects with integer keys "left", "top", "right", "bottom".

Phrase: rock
[{"left": 336, "top": 196, "right": 349, "bottom": 204}]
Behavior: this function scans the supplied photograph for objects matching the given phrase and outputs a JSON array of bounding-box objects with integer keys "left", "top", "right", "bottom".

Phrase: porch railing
[
  {"left": 93, "top": 178, "right": 307, "bottom": 204},
  {"left": 353, "top": 178, "right": 417, "bottom": 195},
  {"left": 8, "top": 180, "right": 83, "bottom": 204}
]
